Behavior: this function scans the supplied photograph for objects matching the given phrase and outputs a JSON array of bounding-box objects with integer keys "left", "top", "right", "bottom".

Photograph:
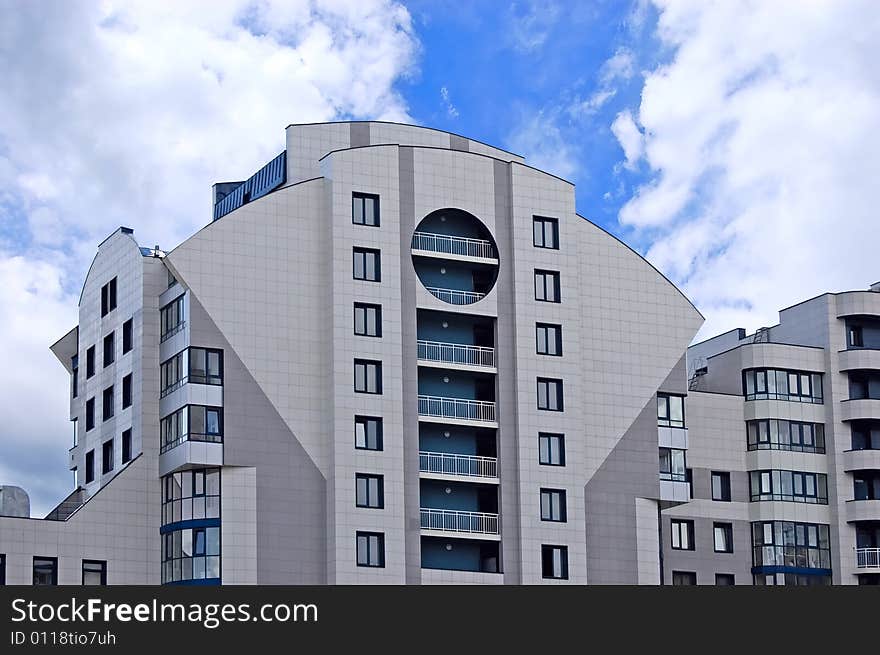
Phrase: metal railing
[
  {"left": 420, "top": 508, "right": 499, "bottom": 535},
  {"left": 160, "top": 432, "right": 223, "bottom": 455},
  {"left": 418, "top": 395, "right": 496, "bottom": 422},
  {"left": 425, "top": 286, "right": 486, "bottom": 305},
  {"left": 419, "top": 451, "right": 498, "bottom": 478},
  {"left": 856, "top": 547, "right": 880, "bottom": 569},
  {"left": 412, "top": 231, "right": 496, "bottom": 259},
  {"left": 417, "top": 340, "right": 495, "bottom": 367},
  {"left": 213, "top": 150, "right": 287, "bottom": 221}
]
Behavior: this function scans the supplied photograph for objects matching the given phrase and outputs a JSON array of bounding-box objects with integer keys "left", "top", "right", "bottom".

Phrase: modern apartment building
[
  {"left": 662, "top": 282, "right": 880, "bottom": 585},
  {"left": 0, "top": 121, "right": 704, "bottom": 585}
]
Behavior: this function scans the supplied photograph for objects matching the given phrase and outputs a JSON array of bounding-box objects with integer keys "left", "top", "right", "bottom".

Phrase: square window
[
  {"left": 534, "top": 269, "right": 560, "bottom": 302},
  {"left": 713, "top": 522, "right": 733, "bottom": 553},
  {"left": 82, "top": 560, "right": 107, "bottom": 585},
  {"left": 538, "top": 433, "right": 565, "bottom": 466},
  {"left": 122, "top": 429, "right": 132, "bottom": 463},
  {"left": 354, "top": 303, "right": 382, "bottom": 337},
  {"left": 122, "top": 319, "right": 133, "bottom": 353},
  {"left": 657, "top": 393, "right": 685, "bottom": 428},
  {"left": 102, "top": 386, "right": 114, "bottom": 421},
  {"left": 536, "top": 323, "right": 563, "bottom": 356},
  {"left": 353, "top": 247, "right": 381, "bottom": 282},
  {"left": 537, "top": 377, "right": 563, "bottom": 411},
  {"left": 541, "top": 545, "right": 568, "bottom": 579},
  {"left": 533, "top": 216, "right": 559, "bottom": 249},
  {"left": 355, "top": 473, "right": 384, "bottom": 509},
  {"left": 671, "top": 519, "right": 694, "bottom": 550},
  {"left": 711, "top": 471, "right": 731, "bottom": 501},
  {"left": 122, "top": 374, "right": 132, "bottom": 409},
  {"left": 356, "top": 531, "right": 385, "bottom": 567},
  {"left": 540, "top": 488, "right": 567, "bottom": 522},
  {"left": 102, "top": 439, "right": 114, "bottom": 475},
  {"left": 352, "top": 192, "right": 380, "bottom": 227},
  {"left": 354, "top": 359, "right": 382, "bottom": 394},
  {"left": 355, "top": 416, "right": 383, "bottom": 451}
]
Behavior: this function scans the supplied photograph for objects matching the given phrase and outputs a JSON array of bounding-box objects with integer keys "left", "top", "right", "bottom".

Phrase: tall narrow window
[
  {"left": 538, "top": 433, "right": 565, "bottom": 466},
  {"left": 533, "top": 216, "right": 559, "bottom": 249},
  {"left": 85, "top": 397, "right": 95, "bottom": 431},
  {"left": 711, "top": 471, "right": 731, "bottom": 501},
  {"left": 671, "top": 519, "right": 694, "bottom": 550},
  {"left": 102, "top": 439, "right": 114, "bottom": 474},
  {"left": 103, "top": 332, "right": 114, "bottom": 367},
  {"left": 355, "top": 416, "right": 383, "bottom": 451},
  {"left": 122, "top": 318, "right": 133, "bottom": 353},
  {"left": 352, "top": 192, "right": 380, "bottom": 227},
  {"left": 356, "top": 532, "right": 385, "bottom": 568},
  {"left": 86, "top": 346, "right": 95, "bottom": 378},
  {"left": 0, "top": 554, "right": 5, "bottom": 585},
  {"left": 355, "top": 473, "right": 384, "bottom": 509},
  {"left": 536, "top": 323, "right": 563, "bottom": 356},
  {"left": 102, "top": 386, "right": 114, "bottom": 421},
  {"left": 85, "top": 450, "right": 95, "bottom": 483},
  {"left": 353, "top": 248, "right": 381, "bottom": 282},
  {"left": 160, "top": 295, "right": 185, "bottom": 342},
  {"left": 82, "top": 560, "right": 107, "bottom": 585},
  {"left": 71, "top": 355, "right": 79, "bottom": 398},
  {"left": 33, "top": 557, "right": 58, "bottom": 586},
  {"left": 122, "top": 374, "right": 132, "bottom": 409},
  {"left": 354, "top": 303, "right": 382, "bottom": 337},
  {"left": 534, "top": 270, "right": 561, "bottom": 302},
  {"left": 100, "top": 278, "right": 117, "bottom": 317},
  {"left": 354, "top": 359, "right": 382, "bottom": 394},
  {"left": 121, "top": 429, "right": 132, "bottom": 464},
  {"left": 540, "top": 488, "right": 567, "bottom": 522},
  {"left": 537, "top": 378, "right": 564, "bottom": 411},
  {"left": 541, "top": 545, "right": 568, "bottom": 580},
  {"left": 713, "top": 523, "right": 733, "bottom": 553}
]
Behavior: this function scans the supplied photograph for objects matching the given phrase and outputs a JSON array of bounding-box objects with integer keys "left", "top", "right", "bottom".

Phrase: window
[
  {"left": 849, "top": 324, "right": 864, "bottom": 348},
  {"left": 33, "top": 557, "right": 57, "bottom": 586},
  {"left": 853, "top": 471, "right": 880, "bottom": 500},
  {"left": 161, "top": 351, "right": 185, "bottom": 396},
  {"left": 354, "top": 303, "right": 382, "bottom": 337},
  {"left": 122, "top": 318, "right": 133, "bottom": 353},
  {"left": 536, "top": 323, "right": 562, "bottom": 356},
  {"left": 671, "top": 571, "right": 696, "bottom": 586},
  {"left": 356, "top": 531, "right": 385, "bottom": 567},
  {"left": 103, "top": 332, "right": 114, "bottom": 367},
  {"left": 852, "top": 421, "right": 880, "bottom": 450},
  {"left": 71, "top": 355, "right": 78, "bottom": 399},
  {"left": 714, "top": 523, "right": 734, "bottom": 553},
  {"left": 190, "top": 406, "right": 223, "bottom": 442},
  {"left": 189, "top": 348, "right": 223, "bottom": 385},
  {"left": 850, "top": 372, "right": 880, "bottom": 400},
  {"left": 534, "top": 269, "right": 560, "bottom": 302},
  {"left": 100, "top": 277, "right": 117, "bottom": 317},
  {"left": 751, "top": 521, "right": 831, "bottom": 570},
  {"left": 85, "top": 397, "right": 95, "bottom": 431},
  {"left": 354, "top": 359, "right": 382, "bottom": 394},
  {"left": 161, "top": 468, "right": 221, "bottom": 527},
  {"left": 670, "top": 519, "right": 694, "bottom": 550},
  {"left": 86, "top": 346, "right": 95, "bottom": 378},
  {"left": 85, "top": 450, "right": 95, "bottom": 483},
  {"left": 657, "top": 393, "right": 685, "bottom": 428},
  {"left": 352, "top": 192, "right": 380, "bottom": 227},
  {"left": 353, "top": 247, "right": 381, "bottom": 282},
  {"left": 540, "top": 489, "right": 567, "bottom": 522},
  {"left": 746, "top": 419, "right": 825, "bottom": 453},
  {"left": 160, "top": 295, "right": 185, "bottom": 342},
  {"left": 533, "top": 216, "right": 559, "bottom": 249},
  {"left": 167, "top": 268, "right": 177, "bottom": 288},
  {"left": 355, "top": 473, "right": 384, "bottom": 509},
  {"left": 659, "top": 448, "right": 687, "bottom": 482},
  {"left": 749, "top": 470, "right": 828, "bottom": 504},
  {"left": 743, "top": 368, "right": 823, "bottom": 403},
  {"left": 102, "top": 439, "right": 114, "bottom": 474},
  {"left": 711, "top": 471, "right": 731, "bottom": 501},
  {"left": 355, "top": 416, "right": 383, "bottom": 451},
  {"left": 102, "top": 385, "right": 114, "bottom": 421},
  {"left": 161, "top": 523, "right": 221, "bottom": 583},
  {"left": 541, "top": 545, "right": 568, "bottom": 580},
  {"left": 0, "top": 554, "right": 4, "bottom": 585},
  {"left": 122, "top": 429, "right": 132, "bottom": 464},
  {"left": 715, "top": 574, "right": 735, "bottom": 586},
  {"left": 538, "top": 433, "right": 565, "bottom": 466},
  {"left": 82, "top": 560, "right": 106, "bottom": 585},
  {"left": 537, "top": 378, "right": 563, "bottom": 411},
  {"left": 122, "top": 374, "right": 132, "bottom": 409}
]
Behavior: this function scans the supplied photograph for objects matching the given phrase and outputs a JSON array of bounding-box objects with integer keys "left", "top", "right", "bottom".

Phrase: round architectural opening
[{"left": 411, "top": 208, "right": 499, "bottom": 305}]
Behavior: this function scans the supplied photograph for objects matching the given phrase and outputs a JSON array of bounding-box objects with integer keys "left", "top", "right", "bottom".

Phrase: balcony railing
[
  {"left": 160, "top": 432, "right": 223, "bottom": 455},
  {"left": 420, "top": 508, "right": 499, "bottom": 535},
  {"left": 417, "top": 340, "right": 495, "bottom": 368},
  {"left": 425, "top": 286, "right": 486, "bottom": 305},
  {"left": 419, "top": 451, "right": 498, "bottom": 478},
  {"left": 856, "top": 547, "right": 880, "bottom": 569},
  {"left": 418, "top": 395, "right": 496, "bottom": 422},
  {"left": 412, "top": 231, "right": 496, "bottom": 259}
]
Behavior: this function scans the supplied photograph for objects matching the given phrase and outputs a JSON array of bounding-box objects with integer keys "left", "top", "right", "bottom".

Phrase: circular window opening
[{"left": 411, "top": 208, "right": 499, "bottom": 305}]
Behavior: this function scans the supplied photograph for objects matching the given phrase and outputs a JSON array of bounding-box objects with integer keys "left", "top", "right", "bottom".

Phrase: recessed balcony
[
  {"left": 841, "top": 398, "right": 880, "bottom": 422},
  {"left": 847, "top": 499, "right": 880, "bottom": 522},
  {"left": 420, "top": 508, "right": 500, "bottom": 539},
  {"left": 856, "top": 547, "right": 880, "bottom": 572},
  {"left": 419, "top": 451, "right": 498, "bottom": 482},
  {"left": 418, "top": 395, "right": 497, "bottom": 425},
  {"left": 839, "top": 348, "right": 880, "bottom": 372},
  {"left": 417, "top": 339, "right": 496, "bottom": 370},
  {"left": 412, "top": 231, "right": 497, "bottom": 263}
]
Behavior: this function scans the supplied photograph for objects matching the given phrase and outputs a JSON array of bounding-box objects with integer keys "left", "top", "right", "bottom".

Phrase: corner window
[
  {"left": 122, "top": 429, "right": 132, "bottom": 464},
  {"left": 533, "top": 216, "right": 559, "bottom": 249},
  {"left": 711, "top": 471, "right": 731, "bottom": 501},
  {"left": 82, "top": 560, "right": 106, "bottom": 585},
  {"left": 353, "top": 247, "right": 381, "bottom": 282},
  {"left": 534, "top": 269, "right": 560, "bottom": 302},
  {"left": 356, "top": 531, "right": 385, "bottom": 568},
  {"left": 713, "top": 523, "right": 733, "bottom": 553},
  {"left": 100, "top": 278, "right": 117, "bottom": 317},
  {"left": 122, "top": 374, "right": 132, "bottom": 409},
  {"left": 537, "top": 377, "right": 563, "bottom": 411},
  {"left": 536, "top": 323, "right": 562, "bottom": 356},
  {"left": 538, "top": 433, "right": 565, "bottom": 466},
  {"left": 355, "top": 473, "right": 384, "bottom": 509},
  {"left": 189, "top": 348, "right": 223, "bottom": 385},
  {"left": 671, "top": 519, "right": 694, "bottom": 550},
  {"left": 354, "top": 359, "right": 382, "bottom": 394},
  {"left": 86, "top": 346, "right": 95, "bottom": 378},
  {"left": 85, "top": 449, "right": 95, "bottom": 483},
  {"left": 355, "top": 416, "right": 383, "bottom": 451},
  {"left": 541, "top": 545, "right": 568, "bottom": 580},
  {"left": 102, "top": 439, "right": 114, "bottom": 475},
  {"left": 540, "top": 488, "right": 567, "bottom": 522},
  {"left": 354, "top": 303, "right": 382, "bottom": 337},
  {"left": 33, "top": 557, "right": 58, "bottom": 586},
  {"left": 352, "top": 192, "right": 380, "bottom": 227},
  {"left": 657, "top": 393, "right": 685, "bottom": 428},
  {"left": 103, "top": 332, "right": 115, "bottom": 367},
  {"left": 122, "top": 318, "right": 133, "bottom": 353}
]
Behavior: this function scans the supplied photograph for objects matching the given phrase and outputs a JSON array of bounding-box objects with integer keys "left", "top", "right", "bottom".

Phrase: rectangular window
[
  {"left": 749, "top": 469, "right": 828, "bottom": 504},
  {"left": 534, "top": 269, "right": 561, "bottom": 302},
  {"left": 0, "top": 554, "right": 4, "bottom": 585},
  {"left": 356, "top": 531, "right": 385, "bottom": 567},
  {"left": 711, "top": 471, "right": 731, "bottom": 501},
  {"left": 541, "top": 545, "right": 568, "bottom": 580},
  {"left": 82, "top": 560, "right": 107, "bottom": 585},
  {"left": 85, "top": 397, "right": 95, "bottom": 431},
  {"left": 85, "top": 450, "right": 95, "bottom": 483},
  {"left": 751, "top": 521, "right": 831, "bottom": 570},
  {"left": 657, "top": 393, "right": 685, "bottom": 428},
  {"left": 102, "top": 439, "right": 114, "bottom": 475},
  {"left": 354, "top": 303, "right": 382, "bottom": 337},
  {"left": 714, "top": 523, "right": 734, "bottom": 553},
  {"left": 102, "top": 386, "right": 114, "bottom": 421},
  {"left": 540, "top": 488, "right": 567, "bottom": 522},
  {"left": 743, "top": 368, "right": 823, "bottom": 403},
  {"left": 533, "top": 216, "right": 559, "bottom": 249},
  {"left": 355, "top": 416, "right": 383, "bottom": 451},
  {"left": 33, "top": 557, "right": 58, "bottom": 586},
  {"left": 100, "top": 278, "right": 117, "bottom": 317},
  {"left": 121, "top": 429, "right": 132, "bottom": 464},
  {"left": 86, "top": 346, "right": 95, "bottom": 378},
  {"left": 189, "top": 348, "right": 223, "bottom": 385},
  {"left": 536, "top": 323, "right": 563, "bottom": 356},
  {"left": 659, "top": 447, "right": 687, "bottom": 482},
  {"left": 160, "top": 351, "right": 185, "bottom": 396},
  {"left": 355, "top": 473, "right": 384, "bottom": 509},
  {"left": 354, "top": 359, "right": 382, "bottom": 394},
  {"left": 103, "top": 332, "right": 115, "bottom": 367},
  {"left": 71, "top": 355, "right": 78, "bottom": 398},
  {"left": 160, "top": 295, "right": 185, "bottom": 342},
  {"left": 715, "top": 573, "right": 735, "bottom": 586},
  {"left": 849, "top": 325, "right": 864, "bottom": 348},
  {"left": 352, "top": 192, "right": 380, "bottom": 227},
  {"left": 537, "top": 377, "right": 564, "bottom": 411},
  {"left": 122, "top": 318, "right": 133, "bottom": 353},
  {"left": 189, "top": 405, "right": 223, "bottom": 442},
  {"left": 747, "top": 419, "right": 826, "bottom": 454},
  {"left": 672, "top": 571, "right": 696, "bottom": 586},
  {"left": 353, "top": 247, "right": 381, "bottom": 282},
  {"left": 671, "top": 519, "right": 694, "bottom": 550},
  {"left": 538, "top": 433, "right": 565, "bottom": 466},
  {"left": 122, "top": 374, "right": 132, "bottom": 409}
]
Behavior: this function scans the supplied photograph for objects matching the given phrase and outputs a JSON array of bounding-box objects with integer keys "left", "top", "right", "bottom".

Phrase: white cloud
[
  {"left": 505, "top": 112, "right": 579, "bottom": 181},
  {"left": 611, "top": 110, "right": 644, "bottom": 170},
  {"left": 616, "top": 0, "right": 880, "bottom": 339},
  {"left": 600, "top": 48, "right": 636, "bottom": 84},
  {"left": 507, "top": 1, "right": 561, "bottom": 52},
  {"left": 0, "top": 0, "right": 419, "bottom": 514},
  {"left": 440, "top": 86, "right": 459, "bottom": 118}
]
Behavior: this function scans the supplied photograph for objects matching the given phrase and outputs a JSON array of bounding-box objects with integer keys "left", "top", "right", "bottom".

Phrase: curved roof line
[
  {"left": 575, "top": 212, "right": 704, "bottom": 320},
  {"left": 77, "top": 228, "right": 141, "bottom": 306},
  {"left": 287, "top": 120, "right": 524, "bottom": 159}
]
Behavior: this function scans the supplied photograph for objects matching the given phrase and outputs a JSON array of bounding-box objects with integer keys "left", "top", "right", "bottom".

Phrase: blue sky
[{"left": 1, "top": 0, "right": 879, "bottom": 514}]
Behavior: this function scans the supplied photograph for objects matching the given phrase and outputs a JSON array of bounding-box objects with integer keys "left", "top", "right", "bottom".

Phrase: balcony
[
  {"left": 420, "top": 508, "right": 500, "bottom": 538},
  {"left": 160, "top": 432, "right": 223, "bottom": 455},
  {"left": 847, "top": 499, "right": 880, "bottom": 522},
  {"left": 856, "top": 547, "right": 880, "bottom": 571},
  {"left": 419, "top": 451, "right": 498, "bottom": 480},
  {"left": 839, "top": 348, "right": 880, "bottom": 372},
  {"left": 424, "top": 286, "right": 486, "bottom": 305},
  {"left": 417, "top": 339, "right": 495, "bottom": 369},
  {"left": 213, "top": 150, "right": 287, "bottom": 221},
  {"left": 412, "top": 231, "right": 497, "bottom": 261},
  {"left": 418, "top": 395, "right": 496, "bottom": 424},
  {"left": 841, "top": 399, "right": 880, "bottom": 422}
]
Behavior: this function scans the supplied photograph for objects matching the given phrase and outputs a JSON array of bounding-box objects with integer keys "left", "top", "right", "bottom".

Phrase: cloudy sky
[{"left": 1, "top": 0, "right": 878, "bottom": 514}]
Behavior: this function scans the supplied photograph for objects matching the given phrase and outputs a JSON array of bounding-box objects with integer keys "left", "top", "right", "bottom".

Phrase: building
[
  {"left": 0, "top": 121, "right": 705, "bottom": 585},
  {"left": 662, "top": 281, "right": 880, "bottom": 585}
]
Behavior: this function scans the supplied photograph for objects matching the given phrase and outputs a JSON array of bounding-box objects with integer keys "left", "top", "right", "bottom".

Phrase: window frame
[
  {"left": 189, "top": 347, "right": 224, "bottom": 386},
  {"left": 121, "top": 429, "right": 132, "bottom": 464},
  {"left": 536, "top": 323, "right": 563, "bottom": 356},
  {"left": 102, "top": 439, "right": 114, "bottom": 475},
  {"left": 711, "top": 471, "right": 732, "bottom": 502},
  {"left": 100, "top": 278, "right": 117, "bottom": 317},
  {"left": 355, "top": 473, "right": 385, "bottom": 509},
  {"left": 352, "top": 192, "right": 380, "bottom": 227},
  {"left": 354, "top": 359, "right": 383, "bottom": 395},
  {"left": 122, "top": 374, "right": 132, "bottom": 409},
  {"left": 352, "top": 247, "right": 381, "bottom": 282},
  {"left": 355, "top": 416, "right": 383, "bottom": 451},
  {"left": 86, "top": 346, "right": 95, "bottom": 378},
  {"left": 122, "top": 318, "right": 133, "bottom": 353},
  {"left": 657, "top": 393, "right": 685, "bottom": 428},
  {"left": 85, "top": 449, "right": 95, "bottom": 483},
  {"left": 713, "top": 522, "right": 734, "bottom": 553},
  {"left": 540, "top": 488, "right": 567, "bottom": 522},
  {"left": 353, "top": 302, "right": 382, "bottom": 338},
  {"left": 33, "top": 556, "right": 58, "bottom": 586},
  {"left": 82, "top": 559, "right": 107, "bottom": 585},
  {"left": 533, "top": 216, "right": 559, "bottom": 249},
  {"left": 102, "top": 385, "right": 114, "bottom": 421},
  {"left": 103, "top": 332, "right": 115, "bottom": 368},
  {"left": 538, "top": 433, "right": 565, "bottom": 466},
  {"left": 537, "top": 377, "right": 564, "bottom": 411},
  {"left": 85, "top": 397, "right": 95, "bottom": 431},
  {"left": 670, "top": 519, "right": 695, "bottom": 551},
  {"left": 540, "top": 544, "right": 569, "bottom": 580},
  {"left": 534, "top": 269, "right": 561, "bottom": 303},
  {"left": 356, "top": 531, "right": 385, "bottom": 568}
]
